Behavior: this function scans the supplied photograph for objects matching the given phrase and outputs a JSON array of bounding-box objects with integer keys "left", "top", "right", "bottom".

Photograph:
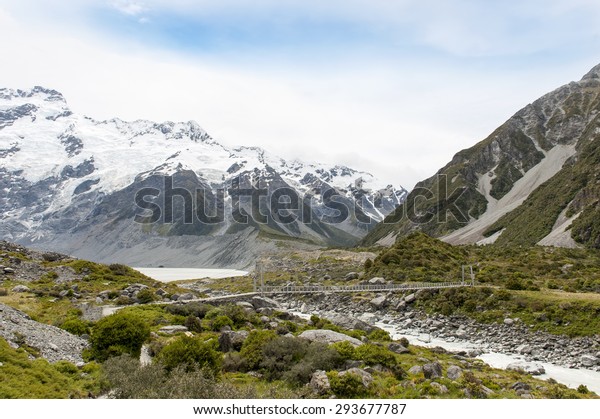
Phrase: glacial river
[{"left": 133, "top": 267, "right": 249, "bottom": 282}]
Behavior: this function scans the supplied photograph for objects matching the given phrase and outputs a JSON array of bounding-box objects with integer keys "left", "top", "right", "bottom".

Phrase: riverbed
[
  {"left": 376, "top": 322, "right": 600, "bottom": 394},
  {"left": 133, "top": 267, "right": 249, "bottom": 282}
]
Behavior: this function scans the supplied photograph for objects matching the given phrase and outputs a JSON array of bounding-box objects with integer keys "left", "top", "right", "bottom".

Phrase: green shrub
[
  {"left": 211, "top": 315, "right": 234, "bottom": 331},
  {"left": 165, "top": 302, "right": 214, "bottom": 318},
  {"left": 102, "top": 355, "right": 256, "bottom": 399},
  {"left": 368, "top": 328, "right": 392, "bottom": 342},
  {"left": 108, "top": 264, "right": 130, "bottom": 276},
  {"left": 60, "top": 318, "right": 91, "bottom": 336},
  {"left": 90, "top": 312, "right": 150, "bottom": 361},
  {"left": 184, "top": 315, "right": 203, "bottom": 332},
  {"left": 239, "top": 330, "right": 277, "bottom": 370},
  {"left": 157, "top": 336, "right": 221, "bottom": 374},
  {"left": 0, "top": 288, "right": 8, "bottom": 297},
  {"left": 328, "top": 371, "right": 367, "bottom": 398},
  {"left": 330, "top": 341, "right": 356, "bottom": 361},
  {"left": 135, "top": 288, "right": 156, "bottom": 304},
  {"left": 354, "top": 344, "right": 396, "bottom": 367},
  {"left": 398, "top": 337, "right": 410, "bottom": 348}
]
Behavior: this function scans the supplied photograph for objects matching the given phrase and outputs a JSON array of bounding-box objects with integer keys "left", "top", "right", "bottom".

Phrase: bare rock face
[
  {"left": 298, "top": 329, "right": 363, "bottom": 347},
  {"left": 0, "top": 303, "right": 88, "bottom": 363},
  {"left": 309, "top": 370, "right": 331, "bottom": 395}
]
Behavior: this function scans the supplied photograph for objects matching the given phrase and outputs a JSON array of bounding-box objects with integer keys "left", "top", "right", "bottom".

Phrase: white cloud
[
  {"left": 0, "top": 1, "right": 599, "bottom": 190},
  {"left": 110, "top": 0, "right": 147, "bottom": 16}
]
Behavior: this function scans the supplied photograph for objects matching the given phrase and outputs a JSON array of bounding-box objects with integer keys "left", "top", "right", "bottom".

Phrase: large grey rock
[
  {"left": 298, "top": 329, "right": 363, "bottom": 347},
  {"left": 309, "top": 370, "right": 330, "bottom": 395},
  {"left": 251, "top": 296, "right": 280, "bottom": 310},
  {"left": 323, "top": 312, "right": 376, "bottom": 333},
  {"left": 159, "top": 325, "right": 189, "bottom": 334},
  {"left": 339, "top": 368, "right": 373, "bottom": 387},
  {"left": 12, "top": 285, "right": 30, "bottom": 293},
  {"left": 368, "top": 277, "right": 386, "bottom": 285},
  {"left": 388, "top": 343, "right": 409, "bottom": 354},
  {"left": 506, "top": 362, "right": 545, "bottom": 376},
  {"left": 422, "top": 362, "right": 443, "bottom": 379},
  {"left": 503, "top": 318, "right": 515, "bottom": 326},
  {"left": 344, "top": 272, "right": 359, "bottom": 281},
  {"left": 446, "top": 365, "right": 463, "bottom": 381},
  {"left": 580, "top": 355, "right": 599, "bottom": 367},
  {"left": 370, "top": 295, "right": 388, "bottom": 309},
  {"left": 408, "top": 365, "right": 423, "bottom": 375},
  {"left": 404, "top": 293, "right": 416, "bottom": 304}
]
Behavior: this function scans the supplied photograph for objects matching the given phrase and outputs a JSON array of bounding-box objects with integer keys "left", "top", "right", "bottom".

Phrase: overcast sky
[{"left": 1, "top": 0, "right": 600, "bottom": 189}]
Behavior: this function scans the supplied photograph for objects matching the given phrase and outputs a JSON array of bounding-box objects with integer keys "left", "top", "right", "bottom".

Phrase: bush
[
  {"left": 260, "top": 336, "right": 308, "bottom": 381},
  {"left": 0, "top": 288, "right": 8, "bottom": 297},
  {"left": 328, "top": 371, "right": 367, "bottom": 398},
  {"left": 354, "top": 344, "right": 396, "bottom": 368},
  {"left": 108, "top": 264, "right": 130, "bottom": 276},
  {"left": 60, "top": 318, "right": 91, "bottom": 336},
  {"left": 330, "top": 341, "right": 356, "bottom": 361},
  {"left": 210, "top": 315, "right": 234, "bottom": 332},
  {"left": 158, "top": 336, "right": 221, "bottom": 375},
  {"left": 165, "top": 302, "right": 214, "bottom": 318},
  {"left": 368, "top": 328, "right": 392, "bottom": 342},
  {"left": 184, "top": 315, "right": 203, "bottom": 333},
  {"left": 397, "top": 337, "right": 410, "bottom": 348},
  {"left": 135, "top": 289, "right": 156, "bottom": 304},
  {"left": 90, "top": 312, "right": 150, "bottom": 361},
  {"left": 239, "top": 330, "right": 277, "bottom": 370},
  {"left": 102, "top": 355, "right": 256, "bottom": 399}
]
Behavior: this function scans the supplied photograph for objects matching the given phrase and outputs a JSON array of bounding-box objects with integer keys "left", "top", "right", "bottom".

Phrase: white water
[
  {"left": 376, "top": 322, "right": 600, "bottom": 394},
  {"left": 133, "top": 267, "right": 248, "bottom": 282}
]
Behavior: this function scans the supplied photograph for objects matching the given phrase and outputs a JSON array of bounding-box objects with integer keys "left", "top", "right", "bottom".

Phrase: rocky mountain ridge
[{"left": 363, "top": 63, "right": 600, "bottom": 248}]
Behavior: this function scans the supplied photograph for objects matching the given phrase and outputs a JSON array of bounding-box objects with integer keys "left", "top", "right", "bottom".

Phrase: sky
[{"left": 1, "top": 0, "right": 600, "bottom": 189}]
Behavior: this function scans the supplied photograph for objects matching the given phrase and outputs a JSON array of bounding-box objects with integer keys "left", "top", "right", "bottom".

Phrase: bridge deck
[{"left": 257, "top": 281, "right": 471, "bottom": 294}]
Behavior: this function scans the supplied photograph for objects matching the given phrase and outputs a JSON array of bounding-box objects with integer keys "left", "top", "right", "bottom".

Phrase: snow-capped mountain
[{"left": 0, "top": 86, "right": 406, "bottom": 268}]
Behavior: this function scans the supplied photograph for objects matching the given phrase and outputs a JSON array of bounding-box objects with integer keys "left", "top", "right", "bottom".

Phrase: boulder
[
  {"left": 251, "top": 296, "right": 280, "bottom": 310},
  {"left": 388, "top": 343, "right": 409, "bottom": 354},
  {"left": 503, "top": 318, "right": 515, "bottom": 326},
  {"left": 12, "top": 285, "right": 30, "bottom": 293},
  {"left": 323, "top": 312, "right": 376, "bottom": 333},
  {"left": 370, "top": 295, "right": 388, "bottom": 309},
  {"left": 219, "top": 330, "right": 249, "bottom": 352},
  {"left": 580, "top": 355, "right": 599, "bottom": 367},
  {"left": 309, "top": 370, "right": 330, "bottom": 395},
  {"left": 3, "top": 267, "right": 15, "bottom": 274},
  {"left": 408, "top": 365, "right": 423, "bottom": 375},
  {"left": 404, "top": 293, "right": 416, "bottom": 304},
  {"left": 339, "top": 368, "right": 373, "bottom": 387},
  {"left": 368, "top": 277, "right": 386, "bottom": 285},
  {"left": 422, "top": 362, "right": 443, "bottom": 379},
  {"left": 506, "top": 362, "right": 545, "bottom": 376},
  {"left": 344, "top": 272, "right": 359, "bottom": 281},
  {"left": 446, "top": 365, "right": 463, "bottom": 381},
  {"left": 236, "top": 301, "right": 255, "bottom": 311},
  {"left": 358, "top": 313, "right": 378, "bottom": 324},
  {"left": 159, "top": 325, "right": 189, "bottom": 334},
  {"left": 178, "top": 293, "right": 194, "bottom": 301},
  {"left": 298, "top": 329, "right": 363, "bottom": 347}
]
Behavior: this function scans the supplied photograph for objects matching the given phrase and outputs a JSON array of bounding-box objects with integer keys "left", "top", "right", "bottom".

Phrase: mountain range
[
  {"left": 0, "top": 87, "right": 406, "bottom": 268},
  {"left": 363, "top": 63, "right": 600, "bottom": 249}
]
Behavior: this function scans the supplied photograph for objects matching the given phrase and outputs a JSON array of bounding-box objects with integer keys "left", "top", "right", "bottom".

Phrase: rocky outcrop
[
  {"left": 0, "top": 303, "right": 88, "bottom": 363},
  {"left": 298, "top": 329, "right": 363, "bottom": 347}
]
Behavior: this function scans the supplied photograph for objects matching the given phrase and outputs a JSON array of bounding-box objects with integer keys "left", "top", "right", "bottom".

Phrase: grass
[{"left": 0, "top": 338, "right": 104, "bottom": 398}]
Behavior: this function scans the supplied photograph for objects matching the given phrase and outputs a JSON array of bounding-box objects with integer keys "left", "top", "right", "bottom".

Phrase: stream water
[{"left": 376, "top": 322, "right": 600, "bottom": 394}]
